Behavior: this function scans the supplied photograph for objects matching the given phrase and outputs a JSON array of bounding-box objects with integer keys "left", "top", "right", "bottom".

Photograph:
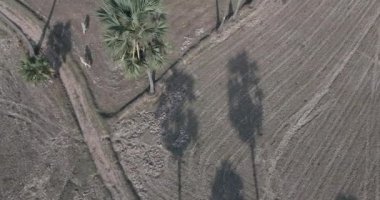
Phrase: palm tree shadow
[
  {"left": 155, "top": 68, "right": 198, "bottom": 200},
  {"left": 335, "top": 193, "right": 358, "bottom": 200},
  {"left": 215, "top": 0, "right": 221, "bottom": 27},
  {"left": 84, "top": 14, "right": 90, "bottom": 30},
  {"left": 216, "top": 0, "right": 234, "bottom": 30},
  {"left": 227, "top": 51, "right": 263, "bottom": 200},
  {"left": 85, "top": 45, "right": 93, "bottom": 65},
  {"left": 45, "top": 21, "right": 72, "bottom": 70},
  {"left": 245, "top": 0, "right": 254, "bottom": 5},
  {"left": 210, "top": 161, "right": 245, "bottom": 200},
  {"left": 35, "top": 0, "right": 58, "bottom": 55}
]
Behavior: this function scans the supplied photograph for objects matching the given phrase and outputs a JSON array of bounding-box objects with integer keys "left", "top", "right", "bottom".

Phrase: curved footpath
[
  {"left": 0, "top": 2, "right": 140, "bottom": 200},
  {"left": 0, "top": 1, "right": 262, "bottom": 199}
]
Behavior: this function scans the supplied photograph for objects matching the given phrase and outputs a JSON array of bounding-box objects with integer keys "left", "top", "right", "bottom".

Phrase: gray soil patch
[
  {"left": 110, "top": 0, "right": 380, "bottom": 199},
  {"left": 0, "top": 22, "right": 111, "bottom": 200},
  {"left": 20, "top": 0, "right": 264, "bottom": 113}
]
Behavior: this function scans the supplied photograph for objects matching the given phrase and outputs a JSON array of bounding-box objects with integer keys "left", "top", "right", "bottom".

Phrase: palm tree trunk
[
  {"left": 35, "top": 0, "right": 58, "bottom": 55},
  {"left": 233, "top": 0, "right": 243, "bottom": 19},
  {"left": 218, "top": 0, "right": 233, "bottom": 31},
  {"left": 177, "top": 157, "right": 182, "bottom": 200},
  {"left": 147, "top": 69, "right": 155, "bottom": 94},
  {"left": 216, "top": 0, "right": 221, "bottom": 27}
]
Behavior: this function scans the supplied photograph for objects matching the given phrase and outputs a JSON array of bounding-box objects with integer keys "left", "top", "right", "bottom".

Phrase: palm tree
[
  {"left": 18, "top": 0, "right": 57, "bottom": 85},
  {"left": 97, "top": 0, "right": 167, "bottom": 94},
  {"left": 233, "top": 0, "right": 243, "bottom": 19},
  {"left": 19, "top": 55, "right": 54, "bottom": 84},
  {"left": 233, "top": 0, "right": 253, "bottom": 19}
]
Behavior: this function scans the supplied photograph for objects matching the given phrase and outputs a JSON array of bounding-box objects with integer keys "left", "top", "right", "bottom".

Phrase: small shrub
[{"left": 19, "top": 55, "right": 54, "bottom": 84}]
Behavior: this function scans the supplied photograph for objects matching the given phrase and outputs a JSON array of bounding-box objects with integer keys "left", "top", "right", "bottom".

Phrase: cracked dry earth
[
  {"left": 0, "top": 22, "right": 111, "bottom": 200},
  {"left": 110, "top": 0, "right": 380, "bottom": 200}
]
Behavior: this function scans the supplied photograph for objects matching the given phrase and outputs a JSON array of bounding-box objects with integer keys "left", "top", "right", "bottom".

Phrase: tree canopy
[{"left": 97, "top": 0, "right": 167, "bottom": 77}]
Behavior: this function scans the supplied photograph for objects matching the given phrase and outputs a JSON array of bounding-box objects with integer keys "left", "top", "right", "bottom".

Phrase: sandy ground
[
  {"left": 110, "top": 0, "right": 380, "bottom": 199},
  {"left": 20, "top": 0, "right": 264, "bottom": 113},
  {"left": 0, "top": 22, "right": 111, "bottom": 199},
  {"left": 1, "top": 0, "right": 379, "bottom": 199}
]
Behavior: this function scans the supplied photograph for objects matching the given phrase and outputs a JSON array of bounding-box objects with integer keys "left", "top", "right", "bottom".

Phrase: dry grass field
[
  {"left": 0, "top": 22, "right": 111, "bottom": 199},
  {"left": 20, "top": 0, "right": 262, "bottom": 113},
  {"left": 0, "top": 0, "right": 379, "bottom": 199},
  {"left": 110, "top": 0, "right": 380, "bottom": 199}
]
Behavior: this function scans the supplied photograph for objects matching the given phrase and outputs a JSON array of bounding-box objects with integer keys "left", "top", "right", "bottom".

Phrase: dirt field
[
  {"left": 1, "top": 0, "right": 379, "bottom": 200},
  {"left": 0, "top": 22, "right": 111, "bottom": 200},
  {"left": 20, "top": 0, "right": 264, "bottom": 113},
  {"left": 110, "top": 0, "right": 380, "bottom": 199}
]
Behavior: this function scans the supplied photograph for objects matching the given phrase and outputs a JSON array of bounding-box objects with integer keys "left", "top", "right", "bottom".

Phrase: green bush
[{"left": 19, "top": 55, "right": 54, "bottom": 84}]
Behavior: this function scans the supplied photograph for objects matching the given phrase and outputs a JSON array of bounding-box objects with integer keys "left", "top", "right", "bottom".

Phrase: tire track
[
  {"left": 263, "top": 0, "right": 371, "bottom": 120},
  {"left": 188, "top": 0, "right": 323, "bottom": 100},
  {"left": 288, "top": 52, "right": 375, "bottom": 200},
  {"left": 278, "top": 55, "right": 366, "bottom": 180},
  {"left": 187, "top": 0, "right": 351, "bottom": 148},
  {"left": 290, "top": 79, "right": 369, "bottom": 200},
  {"left": 358, "top": 62, "right": 380, "bottom": 200},
  {"left": 194, "top": 0, "right": 342, "bottom": 124},
  {"left": 187, "top": 0, "right": 315, "bottom": 79},
  {"left": 264, "top": 4, "right": 378, "bottom": 197},
  {"left": 0, "top": 99, "right": 64, "bottom": 131},
  {"left": 257, "top": 0, "right": 356, "bottom": 95},
  {"left": 196, "top": 0, "right": 364, "bottom": 173},
  {"left": 261, "top": 0, "right": 375, "bottom": 154},
  {"left": 278, "top": 20, "right": 379, "bottom": 176},
  {"left": 306, "top": 80, "right": 373, "bottom": 200}
]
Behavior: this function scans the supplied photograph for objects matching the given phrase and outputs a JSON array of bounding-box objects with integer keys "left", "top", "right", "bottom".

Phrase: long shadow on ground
[
  {"left": 215, "top": 0, "right": 254, "bottom": 30},
  {"left": 210, "top": 161, "right": 245, "bottom": 200},
  {"left": 227, "top": 51, "right": 263, "bottom": 200},
  {"left": 155, "top": 68, "right": 198, "bottom": 200},
  {"left": 45, "top": 21, "right": 72, "bottom": 70},
  {"left": 35, "top": 0, "right": 58, "bottom": 55}
]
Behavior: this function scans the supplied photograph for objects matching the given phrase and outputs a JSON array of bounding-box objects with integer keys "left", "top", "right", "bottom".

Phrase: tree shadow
[
  {"left": 210, "top": 161, "right": 245, "bottom": 200},
  {"left": 245, "top": 0, "right": 254, "bottom": 6},
  {"left": 84, "top": 14, "right": 90, "bottom": 30},
  {"left": 227, "top": 51, "right": 263, "bottom": 200},
  {"left": 215, "top": 0, "right": 221, "bottom": 27},
  {"left": 155, "top": 68, "right": 198, "bottom": 200},
  {"left": 335, "top": 193, "right": 358, "bottom": 200},
  {"left": 46, "top": 21, "right": 72, "bottom": 70},
  {"left": 216, "top": 0, "right": 234, "bottom": 30},
  {"left": 35, "top": 0, "right": 58, "bottom": 55},
  {"left": 85, "top": 45, "right": 93, "bottom": 65},
  {"left": 228, "top": 0, "right": 234, "bottom": 19}
]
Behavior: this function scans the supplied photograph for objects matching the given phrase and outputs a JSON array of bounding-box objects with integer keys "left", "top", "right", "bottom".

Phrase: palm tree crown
[
  {"left": 19, "top": 55, "right": 54, "bottom": 84},
  {"left": 97, "top": 0, "right": 167, "bottom": 77}
]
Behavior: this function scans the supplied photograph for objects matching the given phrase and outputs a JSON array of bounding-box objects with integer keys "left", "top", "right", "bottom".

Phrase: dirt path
[
  {"left": 59, "top": 56, "right": 140, "bottom": 200},
  {"left": 3, "top": 0, "right": 380, "bottom": 199},
  {"left": 0, "top": 2, "right": 140, "bottom": 200},
  {"left": 21, "top": 0, "right": 265, "bottom": 113},
  {"left": 0, "top": 18, "right": 112, "bottom": 200},
  {"left": 0, "top": 2, "right": 37, "bottom": 56},
  {"left": 0, "top": 1, "right": 266, "bottom": 199}
]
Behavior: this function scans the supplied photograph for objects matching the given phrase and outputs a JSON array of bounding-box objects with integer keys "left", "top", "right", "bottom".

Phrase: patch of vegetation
[
  {"left": 19, "top": 55, "right": 54, "bottom": 84},
  {"left": 97, "top": 0, "right": 168, "bottom": 94}
]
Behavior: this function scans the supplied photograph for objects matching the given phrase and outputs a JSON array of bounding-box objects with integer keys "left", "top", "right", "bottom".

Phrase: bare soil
[
  {"left": 0, "top": 22, "right": 111, "bottom": 200},
  {"left": 110, "top": 0, "right": 380, "bottom": 199},
  {"left": 20, "top": 0, "right": 263, "bottom": 113},
  {"left": 1, "top": 0, "right": 379, "bottom": 200}
]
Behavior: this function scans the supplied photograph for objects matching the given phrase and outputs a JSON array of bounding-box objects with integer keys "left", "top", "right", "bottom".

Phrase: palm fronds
[
  {"left": 19, "top": 55, "right": 54, "bottom": 84},
  {"left": 97, "top": 0, "right": 167, "bottom": 77}
]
